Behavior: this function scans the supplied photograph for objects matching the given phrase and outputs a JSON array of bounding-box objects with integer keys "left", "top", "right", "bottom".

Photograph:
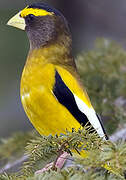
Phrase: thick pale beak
[{"left": 7, "top": 11, "right": 26, "bottom": 30}]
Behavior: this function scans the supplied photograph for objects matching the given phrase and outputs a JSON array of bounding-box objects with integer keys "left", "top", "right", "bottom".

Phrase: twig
[
  {"left": 0, "top": 155, "right": 28, "bottom": 174},
  {"left": 109, "top": 125, "right": 126, "bottom": 142}
]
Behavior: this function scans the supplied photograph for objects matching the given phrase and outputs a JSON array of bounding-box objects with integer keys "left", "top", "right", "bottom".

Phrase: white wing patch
[{"left": 73, "top": 94, "right": 105, "bottom": 140}]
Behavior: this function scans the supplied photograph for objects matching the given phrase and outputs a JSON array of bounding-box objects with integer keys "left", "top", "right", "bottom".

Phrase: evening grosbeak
[{"left": 7, "top": 2, "right": 108, "bottom": 172}]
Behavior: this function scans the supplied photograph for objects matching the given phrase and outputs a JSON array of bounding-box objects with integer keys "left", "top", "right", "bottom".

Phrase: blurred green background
[{"left": 1, "top": 0, "right": 126, "bottom": 137}]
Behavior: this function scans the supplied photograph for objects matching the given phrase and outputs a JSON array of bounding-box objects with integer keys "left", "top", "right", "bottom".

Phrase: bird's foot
[
  {"left": 35, "top": 162, "right": 54, "bottom": 174},
  {"left": 35, "top": 152, "right": 69, "bottom": 174}
]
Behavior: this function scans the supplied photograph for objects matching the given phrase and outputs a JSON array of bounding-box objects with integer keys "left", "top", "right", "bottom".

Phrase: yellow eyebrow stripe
[{"left": 20, "top": 8, "right": 54, "bottom": 18}]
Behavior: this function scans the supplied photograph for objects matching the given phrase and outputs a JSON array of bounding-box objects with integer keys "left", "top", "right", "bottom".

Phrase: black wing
[
  {"left": 53, "top": 70, "right": 108, "bottom": 139},
  {"left": 53, "top": 70, "right": 90, "bottom": 127}
]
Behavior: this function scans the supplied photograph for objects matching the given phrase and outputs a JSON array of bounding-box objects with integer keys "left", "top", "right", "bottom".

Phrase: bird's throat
[{"left": 26, "top": 42, "right": 74, "bottom": 69}]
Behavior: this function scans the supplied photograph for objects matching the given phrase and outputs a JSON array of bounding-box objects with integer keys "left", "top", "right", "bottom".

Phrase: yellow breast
[
  {"left": 20, "top": 45, "right": 93, "bottom": 136},
  {"left": 20, "top": 61, "right": 82, "bottom": 135}
]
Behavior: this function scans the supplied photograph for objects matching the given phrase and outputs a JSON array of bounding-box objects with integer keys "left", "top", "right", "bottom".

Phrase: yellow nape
[{"left": 20, "top": 7, "right": 54, "bottom": 18}]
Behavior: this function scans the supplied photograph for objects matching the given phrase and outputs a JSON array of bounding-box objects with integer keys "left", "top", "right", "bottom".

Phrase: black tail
[{"left": 96, "top": 114, "right": 109, "bottom": 140}]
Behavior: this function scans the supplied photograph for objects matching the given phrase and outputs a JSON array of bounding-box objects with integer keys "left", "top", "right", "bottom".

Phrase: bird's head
[{"left": 7, "top": 3, "right": 71, "bottom": 49}]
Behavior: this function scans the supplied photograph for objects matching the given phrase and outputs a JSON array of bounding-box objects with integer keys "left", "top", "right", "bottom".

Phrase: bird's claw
[{"left": 35, "top": 152, "right": 69, "bottom": 174}]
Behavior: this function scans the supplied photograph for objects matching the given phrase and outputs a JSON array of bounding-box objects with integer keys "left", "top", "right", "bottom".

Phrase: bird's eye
[{"left": 28, "top": 14, "right": 35, "bottom": 21}]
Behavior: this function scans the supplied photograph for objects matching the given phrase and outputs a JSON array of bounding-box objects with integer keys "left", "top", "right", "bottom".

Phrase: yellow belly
[{"left": 20, "top": 63, "right": 81, "bottom": 135}]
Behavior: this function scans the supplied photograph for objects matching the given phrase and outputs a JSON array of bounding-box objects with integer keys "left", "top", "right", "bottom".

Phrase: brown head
[{"left": 7, "top": 3, "right": 72, "bottom": 50}]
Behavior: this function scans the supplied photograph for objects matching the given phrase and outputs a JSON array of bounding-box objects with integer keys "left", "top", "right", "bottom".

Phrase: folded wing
[{"left": 53, "top": 69, "right": 107, "bottom": 140}]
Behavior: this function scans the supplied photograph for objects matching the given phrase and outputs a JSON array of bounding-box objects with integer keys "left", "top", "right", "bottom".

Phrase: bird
[{"left": 7, "top": 2, "right": 108, "bottom": 171}]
